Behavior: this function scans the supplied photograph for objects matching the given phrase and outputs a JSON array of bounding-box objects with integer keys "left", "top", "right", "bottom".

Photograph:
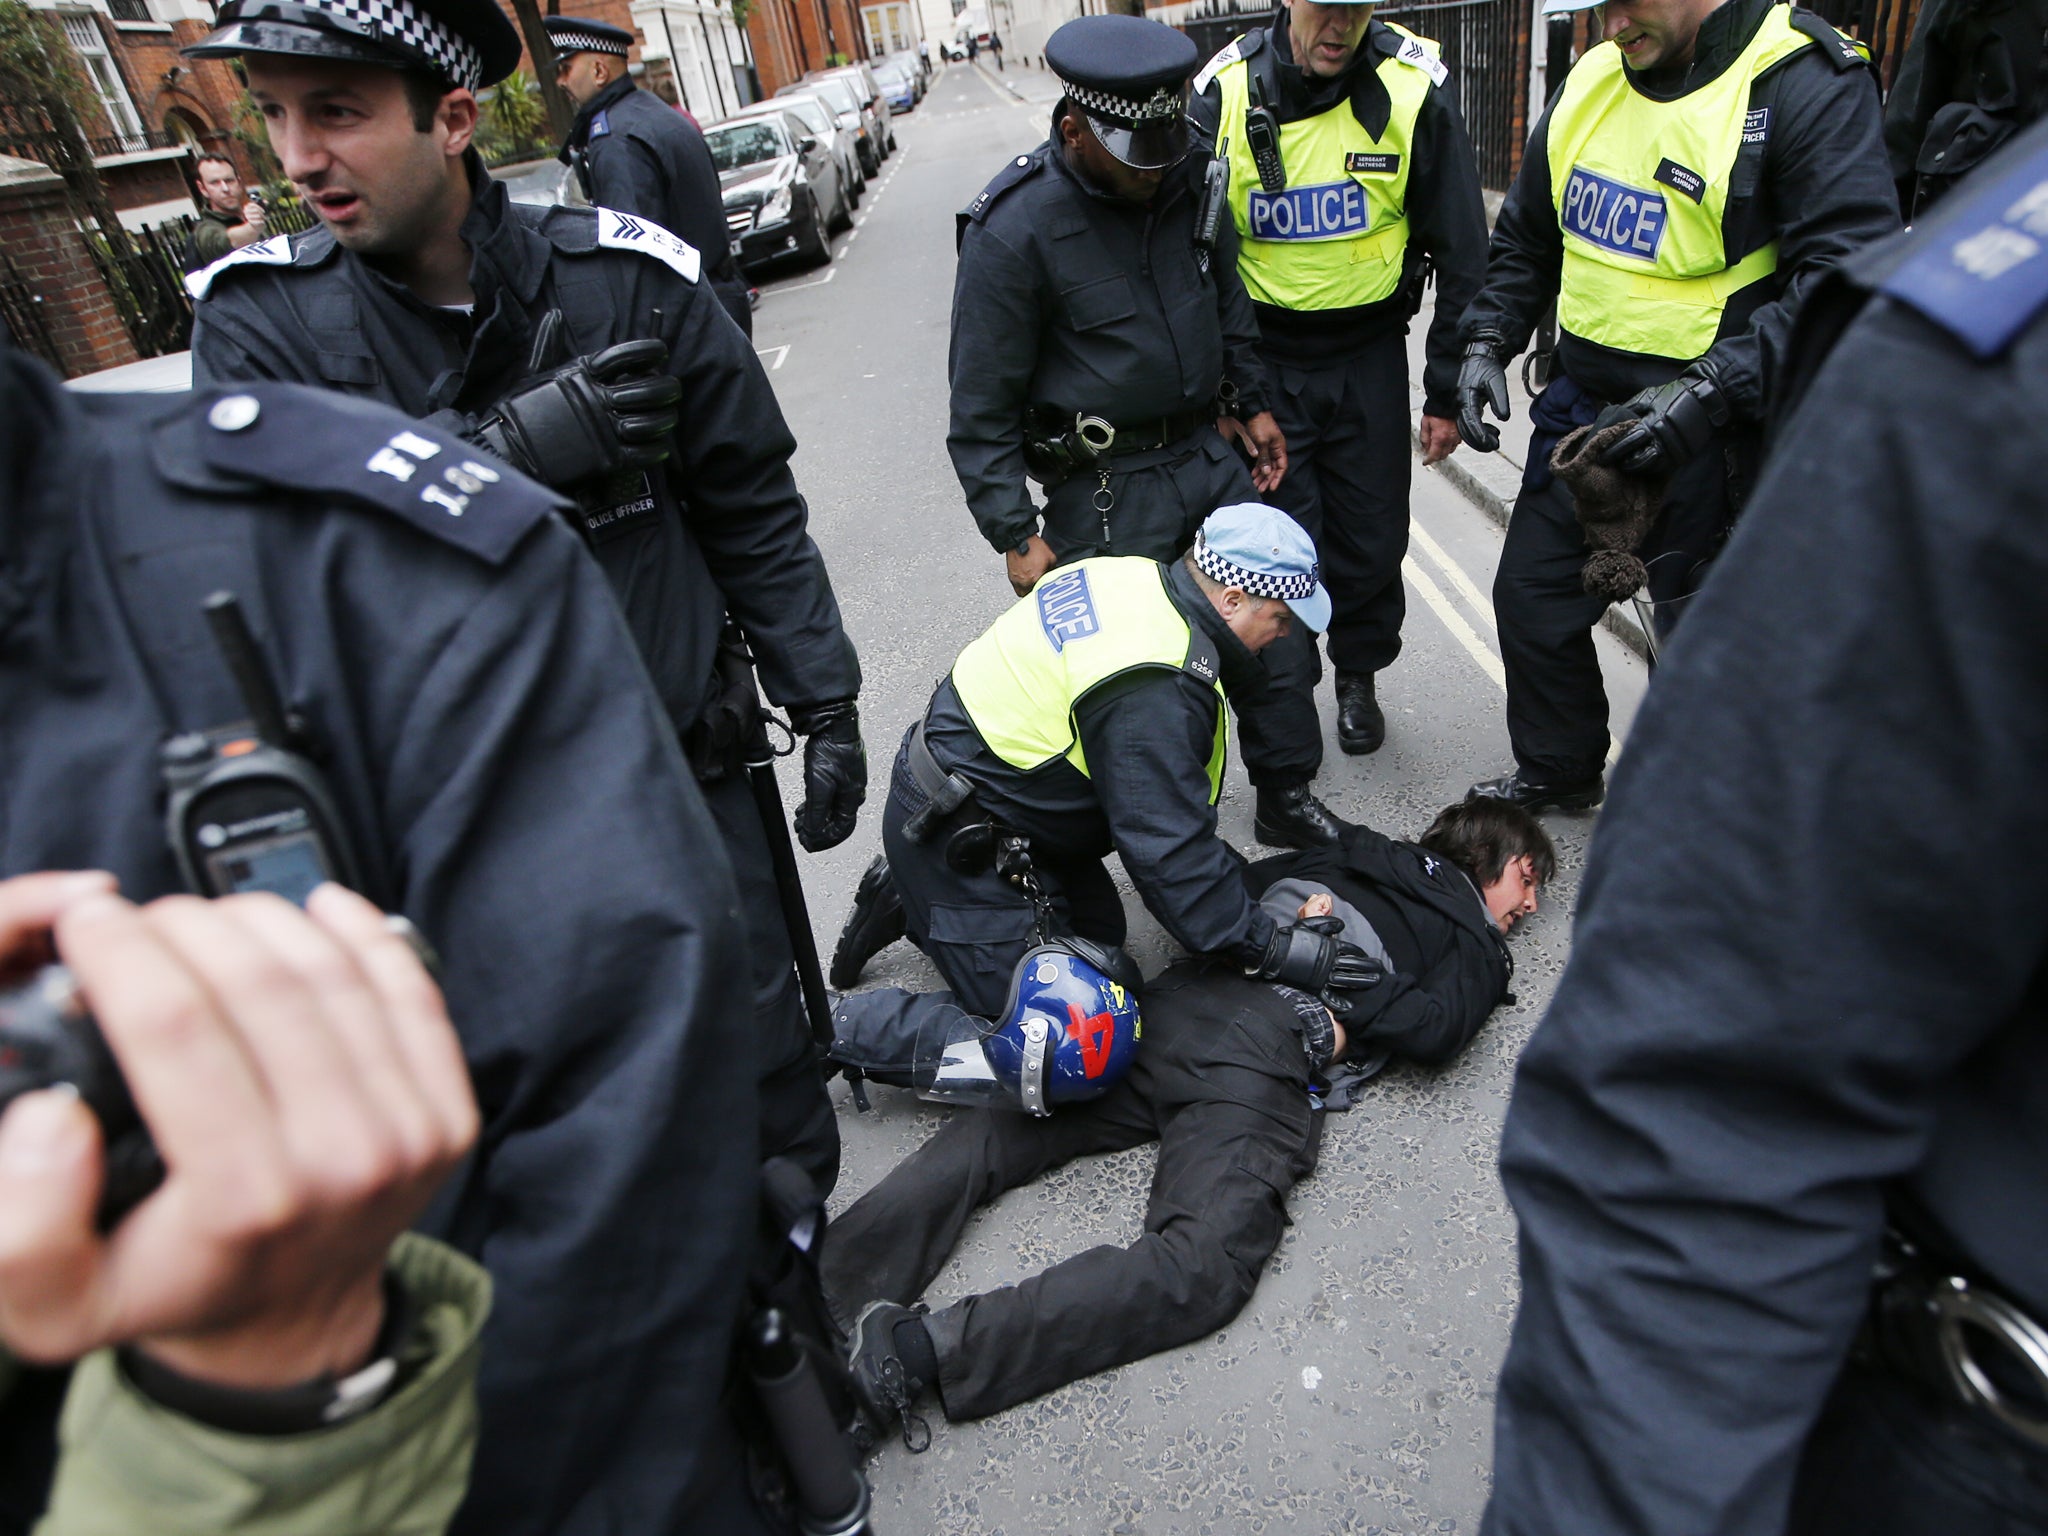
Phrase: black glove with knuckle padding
[
  {"left": 475, "top": 339, "right": 683, "bottom": 490},
  {"left": 1455, "top": 336, "right": 1512, "bottom": 454},
  {"left": 790, "top": 699, "right": 867, "bottom": 852},
  {"left": 1253, "top": 916, "right": 1383, "bottom": 998},
  {"left": 1593, "top": 362, "right": 1730, "bottom": 478}
]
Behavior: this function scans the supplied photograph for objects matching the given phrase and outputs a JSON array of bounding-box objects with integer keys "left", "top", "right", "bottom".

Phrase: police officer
[
  {"left": 180, "top": 0, "right": 863, "bottom": 1204},
  {"left": 1882, "top": 0, "right": 2048, "bottom": 221},
  {"left": 946, "top": 13, "right": 1355, "bottom": 852},
  {"left": 1455, "top": 0, "right": 1898, "bottom": 811},
  {"left": 1483, "top": 121, "right": 2048, "bottom": 1535},
  {"left": 829, "top": 505, "right": 1380, "bottom": 1060},
  {"left": 0, "top": 350, "right": 765, "bottom": 1532},
  {"left": 547, "top": 16, "right": 753, "bottom": 336},
  {"left": 1189, "top": 0, "right": 1489, "bottom": 760}
]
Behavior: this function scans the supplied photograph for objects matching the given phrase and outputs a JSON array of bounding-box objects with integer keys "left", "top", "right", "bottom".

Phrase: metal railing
[{"left": 0, "top": 253, "right": 64, "bottom": 372}]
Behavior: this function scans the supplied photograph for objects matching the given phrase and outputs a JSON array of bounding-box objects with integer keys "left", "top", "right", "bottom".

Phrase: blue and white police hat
[
  {"left": 1044, "top": 14, "right": 1198, "bottom": 171},
  {"left": 544, "top": 15, "right": 633, "bottom": 59},
  {"left": 1193, "top": 503, "right": 1331, "bottom": 632},
  {"left": 184, "top": 0, "right": 523, "bottom": 92}
]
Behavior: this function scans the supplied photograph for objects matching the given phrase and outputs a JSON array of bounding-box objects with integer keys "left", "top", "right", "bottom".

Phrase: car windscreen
[
  {"left": 769, "top": 100, "right": 829, "bottom": 136},
  {"left": 705, "top": 121, "right": 789, "bottom": 170},
  {"left": 804, "top": 79, "right": 861, "bottom": 115}
]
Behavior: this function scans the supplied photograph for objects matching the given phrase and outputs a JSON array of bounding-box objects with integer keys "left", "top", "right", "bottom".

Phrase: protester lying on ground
[{"left": 823, "top": 798, "right": 1554, "bottom": 1445}]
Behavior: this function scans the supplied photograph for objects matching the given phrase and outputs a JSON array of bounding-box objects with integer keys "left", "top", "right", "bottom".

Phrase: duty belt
[{"left": 1097, "top": 407, "right": 1215, "bottom": 455}]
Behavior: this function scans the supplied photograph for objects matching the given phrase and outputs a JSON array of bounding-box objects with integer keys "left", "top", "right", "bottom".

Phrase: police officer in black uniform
[
  {"left": 1882, "top": 0, "right": 2048, "bottom": 221},
  {"left": 945, "top": 12, "right": 1354, "bottom": 852},
  {"left": 180, "top": 0, "right": 863, "bottom": 1205},
  {"left": 0, "top": 350, "right": 767, "bottom": 1534},
  {"left": 547, "top": 15, "right": 754, "bottom": 336},
  {"left": 1483, "top": 120, "right": 2048, "bottom": 1535}
]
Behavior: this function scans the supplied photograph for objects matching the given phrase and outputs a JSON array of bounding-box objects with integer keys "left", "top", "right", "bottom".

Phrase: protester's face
[
  {"left": 1287, "top": 0, "right": 1374, "bottom": 77},
  {"left": 1060, "top": 109, "right": 1166, "bottom": 204},
  {"left": 246, "top": 57, "right": 473, "bottom": 258},
  {"left": 1482, "top": 855, "right": 1541, "bottom": 932},
  {"left": 197, "top": 160, "right": 244, "bottom": 214},
  {"left": 1599, "top": 0, "right": 1712, "bottom": 71},
  {"left": 555, "top": 50, "right": 611, "bottom": 107}
]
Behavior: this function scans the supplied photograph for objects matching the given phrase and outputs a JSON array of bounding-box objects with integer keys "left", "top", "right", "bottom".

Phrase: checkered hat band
[
  {"left": 1193, "top": 533, "right": 1318, "bottom": 602},
  {"left": 551, "top": 27, "right": 626, "bottom": 54},
  {"left": 1056, "top": 76, "right": 1184, "bottom": 124},
  {"left": 316, "top": 0, "right": 482, "bottom": 88}
]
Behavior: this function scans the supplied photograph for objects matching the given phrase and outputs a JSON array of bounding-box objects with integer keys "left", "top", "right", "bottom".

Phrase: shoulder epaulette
[
  {"left": 1379, "top": 22, "right": 1449, "bottom": 85},
  {"left": 153, "top": 385, "right": 563, "bottom": 565},
  {"left": 184, "top": 229, "right": 326, "bottom": 302},
  {"left": 1787, "top": 7, "right": 1870, "bottom": 69},
  {"left": 568, "top": 205, "right": 702, "bottom": 283},
  {"left": 963, "top": 149, "right": 1045, "bottom": 228},
  {"left": 590, "top": 107, "right": 612, "bottom": 139},
  {"left": 1193, "top": 32, "right": 1257, "bottom": 94},
  {"left": 1877, "top": 126, "right": 2048, "bottom": 358}
]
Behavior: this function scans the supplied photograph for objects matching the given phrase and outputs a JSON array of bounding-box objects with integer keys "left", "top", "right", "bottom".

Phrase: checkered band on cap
[
  {"left": 316, "top": 0, "right": 482, "bottom": 87},
  {"left": 1056, "top": 76, "right": 1185, "bottom": 125},
  {"left": 1192, "top": 530, "right": 1320, "bottom": 602},
  {"left": 550, "top": 26, "right": 627, "bottom": 55}
]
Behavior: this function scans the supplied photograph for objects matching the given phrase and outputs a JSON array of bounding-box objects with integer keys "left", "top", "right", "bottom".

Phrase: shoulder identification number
[
  {"left": 185, "top": 234, "right": 296, "bottom": 302},
  {"left": 1392, "top": 35, "right": 1449, "bottom": 86},
  {"left": 594, "top": 207, "right": 702, "bottom": 284},
  {"left": 1193, "top": 36, "right": 1244, "bottom": 94}
]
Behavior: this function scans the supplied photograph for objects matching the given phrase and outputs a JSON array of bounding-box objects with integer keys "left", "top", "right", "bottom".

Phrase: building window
[
  {"left": 61, "top": 13, "right": 149, "bottom": 152},
  {"left": 107, "top": 0, "right": 155, "bottom": 22}
]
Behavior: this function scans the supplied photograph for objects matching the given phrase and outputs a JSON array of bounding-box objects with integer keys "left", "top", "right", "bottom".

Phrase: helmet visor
[
  {"left": 916, "top": 1022, "right": 1014, "bottom": 1108},
  {"left": 1084, "top": 100, "right": 1190, "bottom": 171}
]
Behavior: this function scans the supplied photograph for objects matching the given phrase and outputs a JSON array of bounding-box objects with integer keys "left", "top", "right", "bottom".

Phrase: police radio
[
  {"left": 1245, "top": 74, "right": 1286, "bottom": 193},
  {"left": 160, "top": 592, "right": 361, "bottom": 905},
  {"left": 1194, "top": 136, "right": 1231, "bottom": 273}
]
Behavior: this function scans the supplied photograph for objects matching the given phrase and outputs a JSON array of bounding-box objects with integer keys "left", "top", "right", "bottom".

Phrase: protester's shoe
[
  {"left": 1253, "top": 783, "right": 1354, "bottom": 848},
  {"left": 847, "top": 1301, "right": 933, "bottom": 1454},
  {"left": 1467, "top": 770, "right": 1605, "bottom": 813},
  {"left": 831, "top": 856, "right": 906, "bottom": 989},
  {"left": 1335, "top": 672, "right": 1386, "bottom": 755}
]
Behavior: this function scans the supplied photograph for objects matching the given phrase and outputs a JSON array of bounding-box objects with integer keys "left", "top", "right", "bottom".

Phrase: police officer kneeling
[
  {"left": 829, "top": 505, "right": 1376, "bottom": 1055},
  {"left": 1454, "top": 0, "right": 1898, "bottom": 811}
]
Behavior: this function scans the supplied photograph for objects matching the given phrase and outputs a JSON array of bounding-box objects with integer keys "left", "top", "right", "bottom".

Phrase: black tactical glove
[
  {"left": 790, "top": 700, "right": 866, "bottom": 852},
  {"left": 475, "top": 339, "right": 682, "bottom": 490},
  {"left": 1594, "top": 364, "right": 1730, "bottom": 478},
  {"left": 1253, "top": 916, "right": 1382, "bottom": 995},
  {"left": 1455, "top": 338, "right": 1511, "bottom": 454}
]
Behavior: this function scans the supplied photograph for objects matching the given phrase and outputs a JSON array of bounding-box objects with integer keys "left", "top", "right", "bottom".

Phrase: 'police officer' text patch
[
  {"left": 1248, "top": 180, "right": 1373, "bottom": 242},
  {"left": 1561, "top": 166, "right": 1667, "bottom": 262},
  {"left": 1037, "top": 567, "right": 1100, "bottom": 652}
]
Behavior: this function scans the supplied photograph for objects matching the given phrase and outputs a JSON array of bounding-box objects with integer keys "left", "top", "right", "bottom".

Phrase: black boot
[
  {"left": 830, "top": 855, "right": 906, "bottom": 989},
  {"left": 1253, "top": 783, "right": 1353, "bottom": 849},
  {"left": 1335, "top": 672, "right": 1385, "bottom": 755},
  {"left": 1467, "top": 769, "right": 1605, "bottom": 813}
]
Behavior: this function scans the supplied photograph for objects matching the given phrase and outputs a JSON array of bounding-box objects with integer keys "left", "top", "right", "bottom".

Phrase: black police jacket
[
  {"left": 1881, "top": 0, "right": 2048, "bottom": 219},
  {"left": 922, "top": 560, "right": 1279, "bottom": 962},
  {"left": 1247, "top": 824, "right": 1511, "bottom": 1066},
  {"left": 1459, "top": 0, "right": 1900, "bottom": 417},
  {"left": 1188, "top": 17, "right": 1493, "bottom": 414},
  {"left": 190, "top": 165, "right": 859, "bottom": 736},
  {"left": 1483, "top": 120, "right": 2048, "bottom": 1536},
  {"left": 949, "top": 128, "right": 1274, "bottom": 553},
  {"left": 0, "top": 356, "right": 759, "bottom": 1536},
  {"left": 564, "top": 76, "right": 741, "bottom": 285}
]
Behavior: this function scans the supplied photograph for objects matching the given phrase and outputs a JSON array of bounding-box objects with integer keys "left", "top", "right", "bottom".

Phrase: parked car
[
  {"left": 887, "top": 50, "right": 926, "bottom": 101},
  {"left": 706, "top": 111, "right": 849, "bottom": 272},
  {"left": 723, "top": 93, "right": 862, "bottom": 209},
  {"left": 873, "top": 57, "right": 917, "bottom": 114},
  {"left": 816, "top": 64, "right": 895, "bottom": 159},
  {"left": 495, "top": 158, "right": 585, "bottom": 209},
  {"left": 64, "top": 351, "right": 192, "bottom": 392},
  {"left": 779, "top": 74, "right": 881, "bottom": 177}
]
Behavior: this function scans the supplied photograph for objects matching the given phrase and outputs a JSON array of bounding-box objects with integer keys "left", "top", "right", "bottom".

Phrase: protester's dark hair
[
  {"left": 1418, "top": 798, "right": 1557, "bottom": 889},
  {"left": 193, "top": 151, "right": 237, "bottom": 175},
  {"left": 401, "top": 69, "right": 456, "bottom": 132}
]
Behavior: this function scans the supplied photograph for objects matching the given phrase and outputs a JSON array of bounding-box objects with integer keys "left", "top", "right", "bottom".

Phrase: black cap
[
  {"left": 183, "top": 0, "right": 523, "bottom": 92},
  {"left": 543, "top": 15, "right": 633, "bottom": 59},
  {"left": 1044, "top": 14, "right": 1198, "bottom": 171}
]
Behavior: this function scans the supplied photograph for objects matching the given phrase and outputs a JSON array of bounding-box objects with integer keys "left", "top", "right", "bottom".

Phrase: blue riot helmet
[{"left": 924, "top": 937, "right": 1143, "bottom": 1116}]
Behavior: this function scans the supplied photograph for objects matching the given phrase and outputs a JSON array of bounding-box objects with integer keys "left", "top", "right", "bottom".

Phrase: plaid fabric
[
  {"left": 316, "top": 0, "right": 482, "bottom": 87},
  {"left": 547, "top": 25, "right": 627, "bottom": 55},
  {"left": 1192, "top": 530, "right": 1320, "bottom": 604},
  {"left": 1056, "top": 76, "right": 1184, "bottom": 125}
]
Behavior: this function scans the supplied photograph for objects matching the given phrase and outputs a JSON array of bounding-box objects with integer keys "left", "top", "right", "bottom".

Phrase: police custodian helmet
[
  {"left": 184, "top": 0, "right": 523, "bottom": 93},
  {"left": 1044, "top": 13, "right": 1200, "bottom": 171}
]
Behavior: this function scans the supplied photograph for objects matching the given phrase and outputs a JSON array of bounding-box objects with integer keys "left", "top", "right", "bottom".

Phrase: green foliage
[
  {"left": 730, "top": 0, "right": 755, "bottom": 27},
  {"left": 827, "top": 49, "right": 849, "bottom": 65},
  {"left": 0, "top": 0, "right": 111, "bottom": 216},
  {"left": 475, "top": 68, "right": 553, "bottom": 167},
  {"left": 228, "top": 88, "right": 285, "bottom": 186}
]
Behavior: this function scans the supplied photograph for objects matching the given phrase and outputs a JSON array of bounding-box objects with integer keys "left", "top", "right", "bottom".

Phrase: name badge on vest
[
  {"left": 1742, "top": 107, "right": 1770, "bottom": 145},
  {"left": 579, "top": 469, "right": 660, "bottom": 543},
  {"left": 1036, "top": 567, "right": 1099, "bottom": 652},
  {"left": 1653, "top": 157, "right": 1707, "bottom": 204},
  {"left": 1248, "top": 180, "right": 1373, "bottom": 242},
  {"left": 1345, "top": 152, "right": 1401, "bottom": 176},
  {"left": 1561, "top": 166, "right": 1667, "bottom": 262}
]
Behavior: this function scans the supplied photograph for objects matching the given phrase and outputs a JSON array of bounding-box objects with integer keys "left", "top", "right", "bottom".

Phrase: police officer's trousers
[
  {"left": 1494, "top": 376, "right": 1745, "bottom": 785},
  {"left": 1262, "top": 329, "right": 1415, "bottom": 683},
  {"left": 702, "top": 771, "right": 840, "bottom": 1196},
  {"left": 1039, "top": 427, "right": 1322, "bottom": 789},
  {"left": 821, "top": 965, "right": 1318, "bottom": 1421}
]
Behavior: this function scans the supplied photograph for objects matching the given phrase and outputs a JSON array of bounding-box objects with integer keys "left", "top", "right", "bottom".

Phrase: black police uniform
[
  {"left": 561, "top": 61, "right": 754, "bottom": 336},
  {"left": 0, "top": 355, "right": 768, "bottom": 1536},
  {"left": 1882, "top": 0, "right": 2048, "bottom": 220},
  {"left": 1483, "top": 121, "right": 2048, "bottom": 1536},
  {"left": 823, "top": 825, "right": 1511, "bottom": 1421},
  {"left": 1189, "top": 19, "right": 1489, "bottom": 743},
  {"left": 189, "top": 170, "right": 859, "bottom": 1202},
  {"left": 950, "top": 107, "right": 1326, "bottom": 799},
  {"left": 1459, "top": 0, "right": 1899, "bottom": 792}
]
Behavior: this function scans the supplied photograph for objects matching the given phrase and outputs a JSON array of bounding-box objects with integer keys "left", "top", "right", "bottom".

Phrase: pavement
[{"left": 750, "top": 60, "right": 1647, "bottom": 1534}]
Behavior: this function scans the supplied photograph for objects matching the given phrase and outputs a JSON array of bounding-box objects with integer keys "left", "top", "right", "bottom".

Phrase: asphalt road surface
[{"left": 755, "top": 61, "right": 1648, "bottom": 1535}]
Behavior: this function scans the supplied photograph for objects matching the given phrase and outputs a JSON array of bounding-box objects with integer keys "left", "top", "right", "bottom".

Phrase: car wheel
[
  {"left": 801, "top": 195, "right": 832, "bottom": 267},
  {"left": 860, "top": 143, "right": 879, "bottom": 177},
  {"left": 828, "top": 178, "right": 854, "bottom": 234},
  {"left": 849, "top": 162, "right": 864, "bottom": 203}
]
